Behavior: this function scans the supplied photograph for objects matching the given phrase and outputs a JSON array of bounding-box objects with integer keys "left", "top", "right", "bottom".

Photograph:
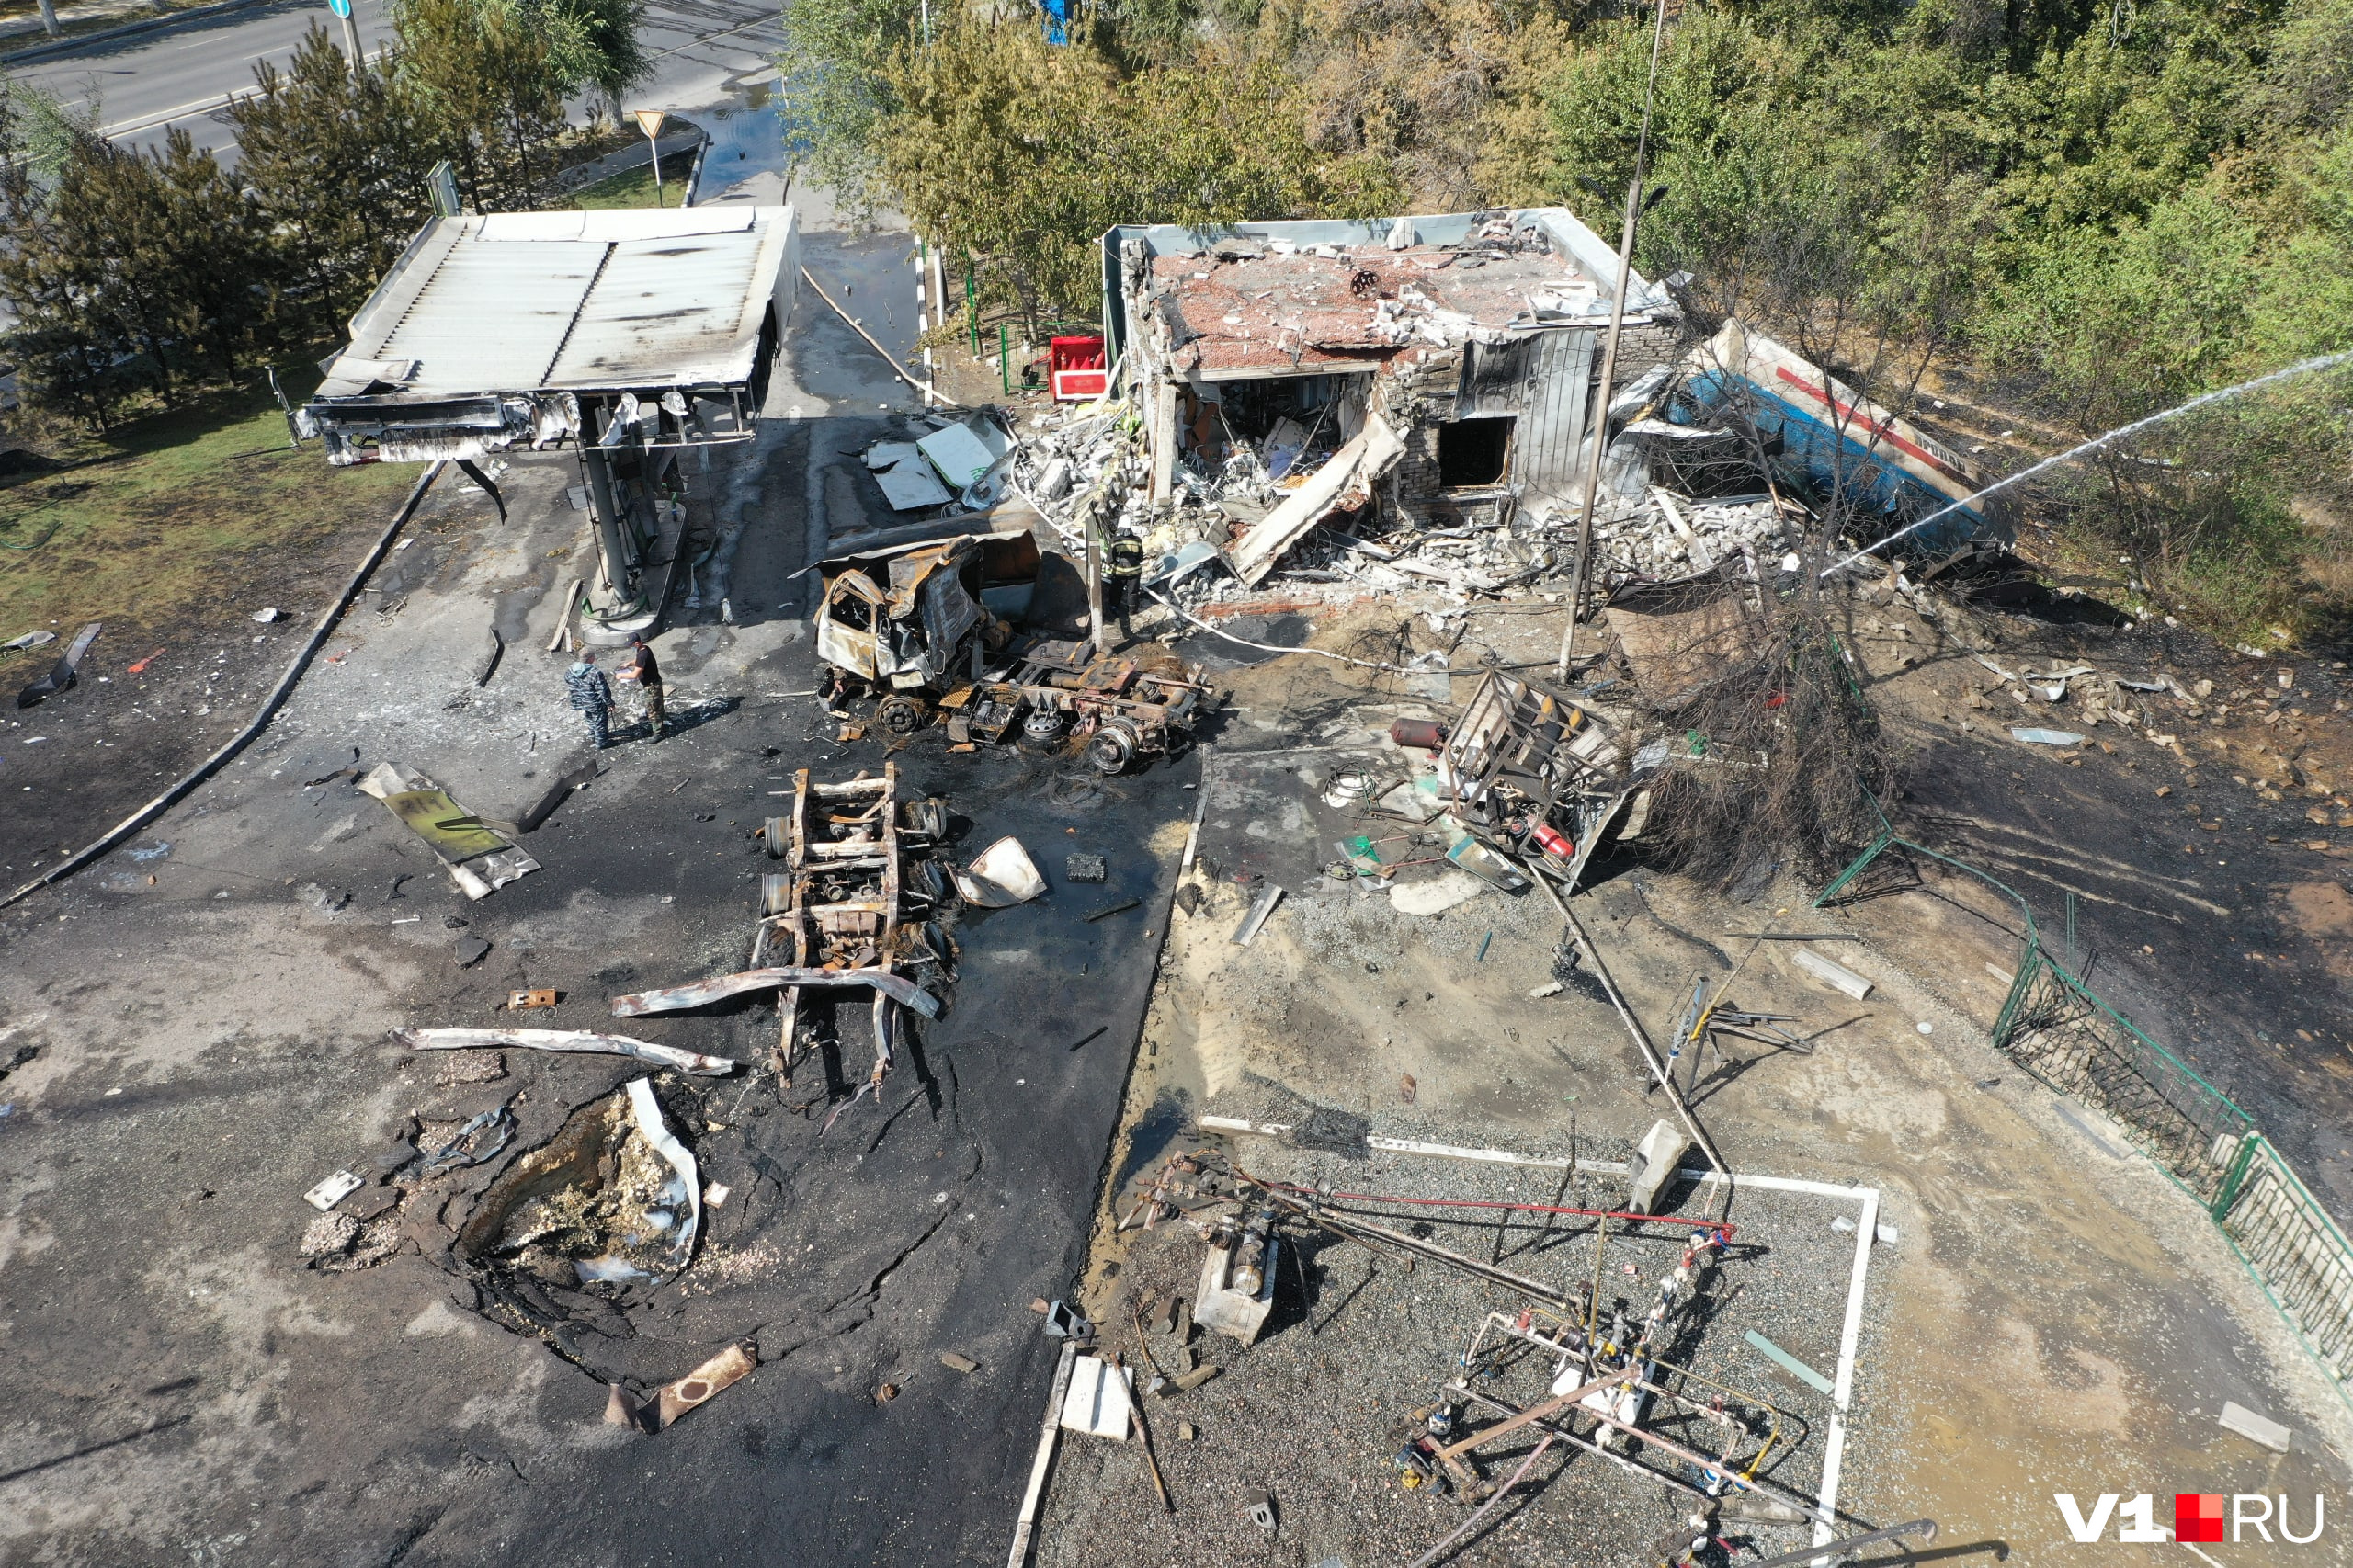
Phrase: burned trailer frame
[
  {"left": 1438, "top": 671, "right": 1654, "bottom": 892},
  {"left": 609, "top": 764, "right": 953, "bottom": 1122},
  {"left": 943, "top": 639, "right": 1211, "bottom": 776},
  {"left": 749, "top": 765, "right": 952, "bottom": 1096}
]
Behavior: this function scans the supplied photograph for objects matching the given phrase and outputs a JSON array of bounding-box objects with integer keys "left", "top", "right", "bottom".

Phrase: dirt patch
[
  {"left": 2280, "top": 881, "right": 2353, "bottom": 979},
  {"left": 0, "top": 467, "right": 491, "bottom": 884}
]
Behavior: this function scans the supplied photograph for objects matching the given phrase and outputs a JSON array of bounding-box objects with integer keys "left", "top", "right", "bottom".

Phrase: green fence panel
[
  {"left": 2216, "top": 1136, "right": 2353, "bottom": 1383},
  {"left": 1989, "top": 945, "right": 2253, "bottom": 1205}
]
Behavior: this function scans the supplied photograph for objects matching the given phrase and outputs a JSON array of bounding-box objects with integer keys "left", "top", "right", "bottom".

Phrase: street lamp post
[{"left": 633, "top": 108, "right": 668, "bottom": 208}]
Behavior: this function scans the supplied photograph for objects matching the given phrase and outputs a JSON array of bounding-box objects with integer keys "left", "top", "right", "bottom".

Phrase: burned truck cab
[
  {"left": 808, "top": 526, "right": 1211, "bottom": 774},
  {"left": 811, "top": 532, "right": 1040, "bottom": 735}
]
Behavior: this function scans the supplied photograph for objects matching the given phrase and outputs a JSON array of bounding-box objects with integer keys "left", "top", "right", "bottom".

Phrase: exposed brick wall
[
  {"left": 1609, "top": 317, "right": 1688, "bottom": 387},
  {"left": 1377, "top": 347, "right": 1461, "bottom": 514}
]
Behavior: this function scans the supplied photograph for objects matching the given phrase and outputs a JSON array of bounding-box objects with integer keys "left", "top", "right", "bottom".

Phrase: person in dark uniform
[
  {"left": 564, "top": 652, "right": 614, "bottom": 750},
  {"left": 627, "top": 633, "right": 665, "bottom": 741},
  {"left": 1105, "top": 525, "right": 1144, "bottom": 642}
]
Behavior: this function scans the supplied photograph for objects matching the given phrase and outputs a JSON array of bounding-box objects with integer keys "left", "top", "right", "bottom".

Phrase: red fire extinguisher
[{"left": 1530, "top": 822, "right": 1574, "bottom": 861}]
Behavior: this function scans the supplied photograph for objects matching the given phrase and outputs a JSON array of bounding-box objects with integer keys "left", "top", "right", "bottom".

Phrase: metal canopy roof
[{"left": 315, "top": 206, "right": 801, "bottom": 403}]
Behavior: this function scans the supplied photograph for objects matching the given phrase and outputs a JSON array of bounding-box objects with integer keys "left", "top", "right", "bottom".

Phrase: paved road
[{"left": 6, "top": 0, "right": 784, "bottom": 158}]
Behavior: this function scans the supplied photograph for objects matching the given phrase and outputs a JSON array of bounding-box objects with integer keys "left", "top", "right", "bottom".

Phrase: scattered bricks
[{"left": 939, "top": 1351, "right": 980, "bottom": 1374}]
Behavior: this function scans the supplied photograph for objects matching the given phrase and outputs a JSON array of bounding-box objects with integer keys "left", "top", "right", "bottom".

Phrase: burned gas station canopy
[{"left": 298, "top": 206, "right": 801, "bottom": 465}]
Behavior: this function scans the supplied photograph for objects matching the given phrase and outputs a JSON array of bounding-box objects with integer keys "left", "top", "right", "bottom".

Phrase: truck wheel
[
  {"left": 877, "top": 695, "right": 930, "bottom": 735},
  {"left": 1087, "top": 721, "right": 1139, "bottom": 776}
]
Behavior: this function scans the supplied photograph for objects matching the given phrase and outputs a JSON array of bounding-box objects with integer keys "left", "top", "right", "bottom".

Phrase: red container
[
  {"left": 1530, "top": 823, "right": 1575, "bottom": 861},
  {"left": 1050, "top": 335, "right": 1108, "bottom": 402},
  {"left": 1390, "top": 718, "right": 1449, "bottom": 749}
]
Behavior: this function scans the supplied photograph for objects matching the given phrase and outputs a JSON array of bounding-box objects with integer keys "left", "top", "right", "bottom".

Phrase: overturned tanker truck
[{"left": 804, "top": 526, "right": 1211, "bottom": 775}]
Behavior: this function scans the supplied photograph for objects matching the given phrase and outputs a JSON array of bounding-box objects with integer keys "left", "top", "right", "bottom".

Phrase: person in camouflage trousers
[
  {"left": 564, "top": 652, "right": 614, "bottom": 749},
  {"left": 626, "top": 633, "right": 665, "bottom": 741}
]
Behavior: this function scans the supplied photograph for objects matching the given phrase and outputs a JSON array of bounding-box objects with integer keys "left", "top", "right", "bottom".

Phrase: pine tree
[
  {"left": 0, "top": 129, "right": 262, "bottom": 423},
  {"left": 231, "top": 26, "right": 438, "bottom": 342},
  {"left": 395, "top": 0, "right": 570, "bottom": 210}
]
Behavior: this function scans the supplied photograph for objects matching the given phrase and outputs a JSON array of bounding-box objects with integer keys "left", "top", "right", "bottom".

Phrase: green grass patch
[
  {"left": 0, "top": 372, "right": 416, "bottom": 653},
  {"left": 571, "top": 157, "right": 689, "bottom": 210}
]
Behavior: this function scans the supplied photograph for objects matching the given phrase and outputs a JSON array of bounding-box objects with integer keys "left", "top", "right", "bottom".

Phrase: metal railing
[
  {"left": 1818, "top": 811, "right": 2353, "bottom": 1407},
  {"left": 1991, "top": 943, "right": 2254, "bottom": 1207}
]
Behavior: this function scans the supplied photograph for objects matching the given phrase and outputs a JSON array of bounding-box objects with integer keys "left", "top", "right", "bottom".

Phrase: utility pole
[
  {"left": 1558, "top": 0, "right": 1674, "bottom": 681},
  {"left": 328, "top": 0, "right": 362, "bottom": 76},
  {"left": 633, "top": 108, "right": 668, "bottom": 207}
]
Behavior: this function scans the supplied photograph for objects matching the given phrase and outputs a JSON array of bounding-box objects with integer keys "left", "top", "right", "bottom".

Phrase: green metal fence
[
  {"left": 2215, "top": 1135, "right": 2353, "bottom": 1384},
  {"left": 1818, "top": 813, "right": 2353, "bottom": 1405},
  {"left": 1991, "top": 943, "right": 2255, "bottom": 1208}
]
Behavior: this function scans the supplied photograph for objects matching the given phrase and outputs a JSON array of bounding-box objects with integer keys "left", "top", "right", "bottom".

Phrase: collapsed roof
[{"left": 1105, "top": 209, "right": 1673, "bottom": 381}]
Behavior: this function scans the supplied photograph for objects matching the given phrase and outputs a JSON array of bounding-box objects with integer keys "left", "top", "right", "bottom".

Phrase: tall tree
[
  {"left": 881, "top": 17, "right": 1402, "bottom": 324},
  {"left": 525, "top": 0, "right": 652, "bottom": 116},
  {"left": 231, "top": 27, "right": 439, "bottom": 341},
  {"left": 777, "top": 0, "right": 924, "bottom": 213},
  {"left": 0, "top": 129, "right": 261, "bottom": 422},
  {"left": 394, "top": 0, "right": 570, "bottom": 210}
]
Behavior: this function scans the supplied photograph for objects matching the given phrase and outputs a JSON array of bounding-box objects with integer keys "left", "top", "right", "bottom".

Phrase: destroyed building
[{"left": 1103, "top": 210, "right": 1683, "bottom": 546}]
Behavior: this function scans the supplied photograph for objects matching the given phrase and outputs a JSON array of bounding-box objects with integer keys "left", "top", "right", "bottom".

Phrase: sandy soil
[{"left": 1026, "top": 592, "right": 2353, "bottom": 1568}]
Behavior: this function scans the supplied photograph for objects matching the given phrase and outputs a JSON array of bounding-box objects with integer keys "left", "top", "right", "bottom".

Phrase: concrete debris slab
[
  {"left": 1061, "top": 1354, "right": 1135, "bottom": 1439},
  {"left": 1390, "top": 869, "right": 1486, "bottom": 915},
  {"left": 1627, "top": 1119, "right": 1692, "bottom": 1214},
  {"left": 2010, "top": 727, "right": 2086, "bottom": 746},
  {"left": 2218, "top": 1400, "right": 2292, "bottom": 1453},
  {"left": 1229, "top": 416, "right": 1405, "bottom": 586},
  {"left": 303, "top": 1169, "right": 365, "bottom": 1212},
  {"left": 391, "top": 1027, "right": 740, "bottom": 1075}
]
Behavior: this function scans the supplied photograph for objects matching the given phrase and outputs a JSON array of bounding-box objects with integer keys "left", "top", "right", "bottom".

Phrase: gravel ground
[{"left": 1033, "top": 1120, "right": 1893, "bottom": 1568}]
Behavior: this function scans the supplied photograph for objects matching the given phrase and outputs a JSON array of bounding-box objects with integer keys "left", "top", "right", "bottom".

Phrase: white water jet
[{"left": 1820, "top": 349, "right": 2353, "bottom": 579}]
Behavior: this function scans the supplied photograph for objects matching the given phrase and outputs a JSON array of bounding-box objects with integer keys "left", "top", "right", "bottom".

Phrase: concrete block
[
  {"left": 1793, "top": 948, "right": 1873, "bottom": 999},
  {"left": 1627, "top": 1119, "right": 1691, "bottom": 1214},
  {"left": 2219, "top": 1400, "right": 2292, "bottom": 1453}
]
